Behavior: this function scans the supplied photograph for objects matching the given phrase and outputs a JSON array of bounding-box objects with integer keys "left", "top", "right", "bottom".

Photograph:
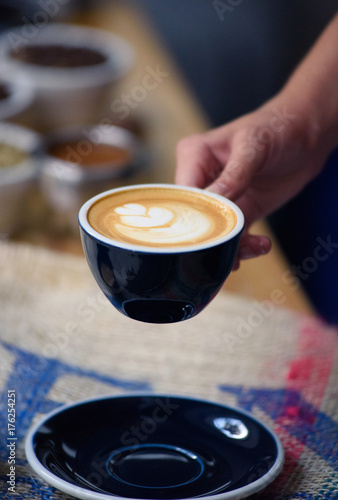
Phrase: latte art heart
[
  {"left": 115, "top": 203, "right": 174, "bottom": 228},
  {"left": 111, "top": 203, "right": 212, "bottom": 244},
  {"left": 87, "top": 187, "right": 237, "bottom": 249}
]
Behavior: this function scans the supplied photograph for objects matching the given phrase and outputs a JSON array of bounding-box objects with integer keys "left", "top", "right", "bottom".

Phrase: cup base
[
  {"left": 122, "top": 299, "right": 195, "bottom": 323},
  {"left": 107, "top": 443, "right": 204, "bottom": 489}
]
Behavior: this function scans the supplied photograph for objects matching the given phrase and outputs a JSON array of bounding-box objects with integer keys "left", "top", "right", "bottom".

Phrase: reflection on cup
[{"left": 78, "top": 183, "right": 244, "bottom": 323}]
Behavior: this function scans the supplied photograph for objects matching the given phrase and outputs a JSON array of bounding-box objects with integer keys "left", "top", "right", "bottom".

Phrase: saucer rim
[{"left": 25, "top": 393, "right": 284, "bottom": 500}]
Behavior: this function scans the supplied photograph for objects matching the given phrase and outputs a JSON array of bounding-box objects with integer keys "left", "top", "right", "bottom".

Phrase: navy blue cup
[{"left": 78, "top": 184, "right": 244, "bottom": 323}]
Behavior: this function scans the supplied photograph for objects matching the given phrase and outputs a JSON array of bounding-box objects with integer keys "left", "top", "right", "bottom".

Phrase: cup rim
[{"left": 78, "top": 183, "right": 245, "bottom": 254}]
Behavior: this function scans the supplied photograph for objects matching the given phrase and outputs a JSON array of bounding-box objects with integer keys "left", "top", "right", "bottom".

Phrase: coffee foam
[
  {"left": 112, "top": 202, "right": 212, "bottom": 245},
  {"left": 87, "top": 187, "right": 237, "bottom": 248}
]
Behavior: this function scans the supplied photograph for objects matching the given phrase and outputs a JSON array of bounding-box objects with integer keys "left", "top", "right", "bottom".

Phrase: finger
[
  {"left": 207, "top": 135, "right": 264, "bottom": 200},
  {"left": 232, "top": 257, "right": 240, "bottom": 271},
  {"left": 237, "top": 233, "right": 271, "bottom": 261},
  {"left": 175, "top": 134, "right": 222, "bottom": 188},
  {"left": 207, "top": 157, "right": 256, "bottom": 201}
]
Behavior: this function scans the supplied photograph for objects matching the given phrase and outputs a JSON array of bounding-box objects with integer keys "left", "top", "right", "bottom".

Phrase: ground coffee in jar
[{"left": 10, "top": 45, "right": 107, "bottom": 68}]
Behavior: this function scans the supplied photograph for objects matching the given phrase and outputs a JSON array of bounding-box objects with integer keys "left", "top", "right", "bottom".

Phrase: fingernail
[
  {"left": 206, "top": 181, "right": 229, "bottom": 196},
  {"left": 259, "top": 238, "right": 271, "bottom": 255}
]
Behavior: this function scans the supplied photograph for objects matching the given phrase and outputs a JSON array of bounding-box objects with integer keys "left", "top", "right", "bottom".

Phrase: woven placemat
[{"left": 0, "top": 241, "right": 337, "bottom": 499}]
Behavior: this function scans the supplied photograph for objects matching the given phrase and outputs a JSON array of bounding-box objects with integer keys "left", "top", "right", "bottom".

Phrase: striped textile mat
[{"left": 0, "top": 241, "right": 337, "bottom": 499}]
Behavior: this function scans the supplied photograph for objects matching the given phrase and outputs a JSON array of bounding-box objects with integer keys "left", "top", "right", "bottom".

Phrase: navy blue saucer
[{"left": 25, "top": 395, "right": 284, "bottom": 499}]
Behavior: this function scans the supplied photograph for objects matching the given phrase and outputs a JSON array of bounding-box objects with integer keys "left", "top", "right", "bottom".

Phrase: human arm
[{"left": 175, "top": 15, "right": 338, "bottom": 266}]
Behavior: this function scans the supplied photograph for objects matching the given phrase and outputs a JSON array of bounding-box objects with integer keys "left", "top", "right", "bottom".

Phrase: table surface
[{"left": 13, "top": 1, "right": 313, "bottom": 316}]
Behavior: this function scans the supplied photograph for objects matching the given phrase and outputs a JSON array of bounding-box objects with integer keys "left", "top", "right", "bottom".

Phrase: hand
[{"left": 175, "top": 95, "right": 329, "bottom": 267}]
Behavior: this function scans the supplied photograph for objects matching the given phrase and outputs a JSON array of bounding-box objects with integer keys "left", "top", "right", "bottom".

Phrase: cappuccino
[{"left": 87, "top": 186, "right": 237, "bottom": 249}]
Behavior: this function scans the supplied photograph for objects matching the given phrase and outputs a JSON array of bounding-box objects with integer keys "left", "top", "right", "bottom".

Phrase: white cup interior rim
[{"left": 78, "top": 183, "right": 245, "bottom": 254}]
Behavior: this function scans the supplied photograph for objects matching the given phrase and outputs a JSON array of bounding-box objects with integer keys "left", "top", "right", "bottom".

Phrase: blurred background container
[
  {"left": 0, "top": 1, "right": 148, "bottom": 243},
  {"left": 0, "top": 22, "right": 134, "bottom": 131},
  {"left": 0, "top": 122, "right": 41, "bottom": 236},
  {"left": 40, "top": 124, "right": 146, "bottom": 230},
  {"left": 0, "top": 78, "right": 35, "bottom": 122}
]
